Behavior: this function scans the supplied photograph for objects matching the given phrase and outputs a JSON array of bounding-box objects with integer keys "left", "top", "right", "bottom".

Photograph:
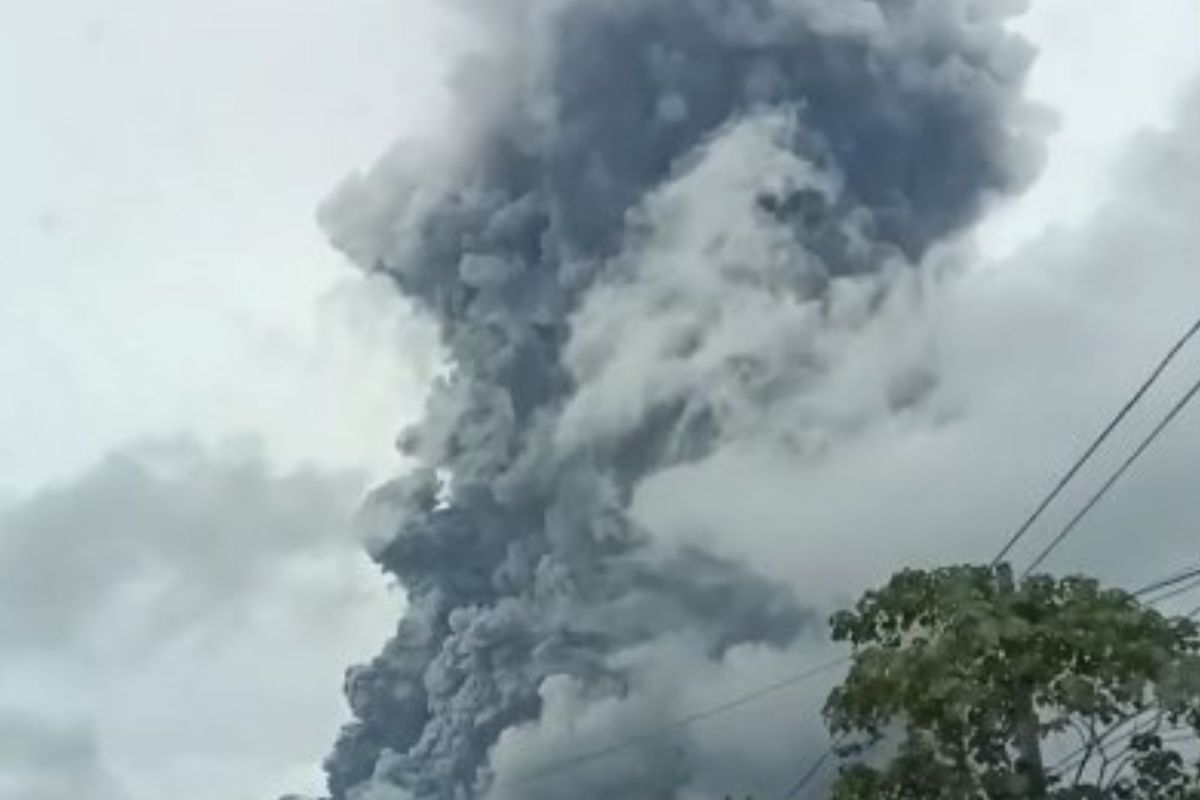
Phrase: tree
[{"left": 823, "top": 564, "right": 1200, "bottom": 799}]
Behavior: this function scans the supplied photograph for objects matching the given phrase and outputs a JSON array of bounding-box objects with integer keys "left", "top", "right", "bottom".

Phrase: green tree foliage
[{"left": 823, "top": 564, "right": 1200, "bottom": 799}]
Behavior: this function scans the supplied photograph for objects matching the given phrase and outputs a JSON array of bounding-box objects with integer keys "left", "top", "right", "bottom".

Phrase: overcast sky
[{"left": 0, "top": 1, "right": 1197, "bottom": 799}]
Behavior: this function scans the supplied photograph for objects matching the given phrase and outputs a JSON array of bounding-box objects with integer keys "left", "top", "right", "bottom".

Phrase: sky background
[{"left": 0, "top": 1, "right": 1197, "bottom": 799}]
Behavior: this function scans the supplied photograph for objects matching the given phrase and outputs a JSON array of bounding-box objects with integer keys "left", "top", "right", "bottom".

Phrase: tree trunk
[
  {"left": 1013, "top": 689, "right": 1048, "bottom": 798},
  {"left": 996, "top": 564, "right": 1048, "bottom": 799}
]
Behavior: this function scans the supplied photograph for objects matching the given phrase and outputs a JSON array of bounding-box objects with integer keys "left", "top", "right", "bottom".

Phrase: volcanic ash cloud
[{"left": 315, "top": 1, "right": 1045, "bottom": 798}]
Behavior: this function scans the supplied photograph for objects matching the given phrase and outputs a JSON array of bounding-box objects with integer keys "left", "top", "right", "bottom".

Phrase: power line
[
  {"left": 1049, "top": 720, "right": 1196, "bottom": 781},
  {"left": 1143, "top": 574, "right": 1200, "bottom": 609},
  {"left": 502, "top": 560, "right": 1200, "bottom": 793},
  {"left": 1133, "top": 564, "right": 1200, "bottom": 598},
  {"left": 496, "top": 655, "right": 847, "bottom": 790},
  {"left": 1033, "top": 569, "right": 1200, "bottom": 783},
  {"left": 776, "top": 744, "right": 837, "bottom": 799},
  {"left": 1126, "top": 564, "right": 1200, "bottom": 610},
  {"left": 991, "top": 314, "right": 1200, "bottom": 566},
  {"left": 485, "top": 316, "right": 1200, "bottom": 794},
  {"left": 1021, "top": 372, "right": 1200, "bottom": 577},
  {"left": 496, "top": 540, "right": 1195, "bottom": 791},
  {"left": 769, "top": 566, "right": 1200, "bottom": 798},
  {"left": 1039, "top": 567, "right": 1200, "bottom": 781}
]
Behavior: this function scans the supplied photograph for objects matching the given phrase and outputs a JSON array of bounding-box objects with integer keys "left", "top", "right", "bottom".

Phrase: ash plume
[{"left": 316, "top": 1, "right": 1044, "bottom": 798}]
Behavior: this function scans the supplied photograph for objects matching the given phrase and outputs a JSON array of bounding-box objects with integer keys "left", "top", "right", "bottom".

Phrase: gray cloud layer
[
  {"left": 0, "top": 437, "right": 395, "bottom": 800},
  {"left": 315, "top": 2, "right": 1051, "bottom": 798},
  {"left": 0, "top": 437, "right": 364, "bottom": 654},
  {"left": 0, "top": 712, "right": 125, "bottom": 800}
]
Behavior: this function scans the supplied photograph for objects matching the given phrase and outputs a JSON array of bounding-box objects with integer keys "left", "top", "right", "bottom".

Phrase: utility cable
[
  {"left": 487, "top": 316, "right": 1200, "bottom": 793},
  {"left": 1021, "top": 373, "right": 1200, "bottom": 576},
  {"left": 497, "top": 655, "right": 847, "bottom": 790},
  {"left": 776, "top": 743, "right": 837, "bottom": 799},
  {"left": 1133, "top": 564, "right": 1200, "bottom": 598},
  {"left": 1143, "top": 574, "right": 1200, "bottom": 609},
  {"left": 991, "top": 314, "right": 1200, "bottom": 566}
]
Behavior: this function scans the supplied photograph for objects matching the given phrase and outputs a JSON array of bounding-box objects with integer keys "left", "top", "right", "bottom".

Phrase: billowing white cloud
[{"left": 631, "top": 82, "right": 1200, "bottom": 609}]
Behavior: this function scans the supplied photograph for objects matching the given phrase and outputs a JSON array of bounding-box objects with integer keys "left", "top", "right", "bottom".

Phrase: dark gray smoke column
[{"left": 318, "top": 1, "right": 1042, "bottom": 798}]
